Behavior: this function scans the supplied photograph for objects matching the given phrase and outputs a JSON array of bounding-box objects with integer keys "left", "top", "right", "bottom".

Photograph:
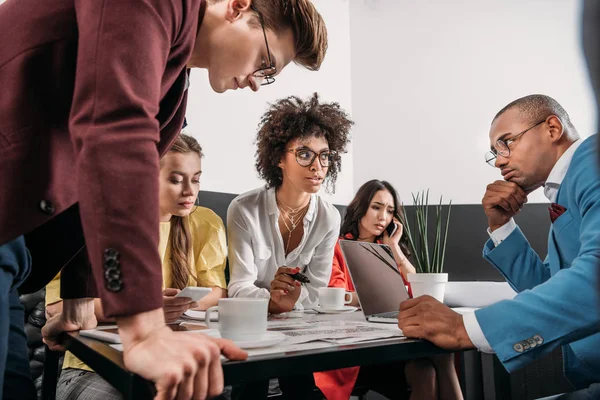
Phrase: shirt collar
[
  {"left": 543, "top": 139, "right": 583, "bottom": 202},
  {"left": 267, "top": 187, "right": 278, "bottom": 215},
  {"left": 267, "top": 187, "right": 317, "bottom": 222}
]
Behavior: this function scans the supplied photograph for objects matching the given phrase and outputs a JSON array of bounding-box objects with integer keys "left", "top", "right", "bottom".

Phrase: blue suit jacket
[{"left": 476, "top": 135, "right": 600, "bottom": 389}]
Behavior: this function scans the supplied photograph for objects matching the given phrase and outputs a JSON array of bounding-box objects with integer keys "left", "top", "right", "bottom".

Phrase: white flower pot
[{"left": 407, "top": 273, "right": 448, "bottom": 302}]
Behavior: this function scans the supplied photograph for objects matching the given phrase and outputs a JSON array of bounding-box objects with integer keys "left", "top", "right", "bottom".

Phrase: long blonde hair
[{"left": 162, "top": 134, "right": 203, "bottom": 289}]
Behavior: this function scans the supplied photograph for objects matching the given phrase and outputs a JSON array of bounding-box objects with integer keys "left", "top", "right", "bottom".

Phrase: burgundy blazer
[{"left": 0, "top": 0, "right": 205, "bottom": 317}]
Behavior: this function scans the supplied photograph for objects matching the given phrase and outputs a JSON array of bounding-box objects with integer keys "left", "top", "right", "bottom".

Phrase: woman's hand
[
  {"left": 268, "top": 266, "right": 302, "bottom": 314},
  {"left": 382, "top": 217, "right": 404, "bottom": 246},
  {"left": 383, "top": 218, "right": 416, "bottom": 275},
  {"left": 162, "top": 288, "right": 199, "bottom": 323}
]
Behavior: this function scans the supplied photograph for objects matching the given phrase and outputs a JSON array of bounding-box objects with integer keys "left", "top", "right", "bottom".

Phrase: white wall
[
  {"left": 186, "top": 0, "right": 355, "bottom": 205},
  {"left": 349, "top": 0, "right": 595, "bottom": 205},
  {"left": 187, "top": 0, "right": 594, "bottom": 207}
]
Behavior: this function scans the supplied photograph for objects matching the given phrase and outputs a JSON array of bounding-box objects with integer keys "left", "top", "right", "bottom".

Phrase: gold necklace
[
  {"left": 279, "top": 204, "right": 309, "bottom": 230},
  {"left": 278, "top": 201, "right": 309, "bottom": 254},
  {"left": 278, "top": 197, "right": 310, "bottom": 214},
  {"left": 280, "top": 206, "right": 308, "bottom": 232},
  {"left": 277, "top": 198, "right": 309, "bottom": 230}
]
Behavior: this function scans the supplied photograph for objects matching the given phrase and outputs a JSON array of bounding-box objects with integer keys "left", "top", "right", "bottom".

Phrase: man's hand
[
  {"left": 398, "top": 295, "right": 475, "bottom": 350},
  {"left": 482, "top": 180, "right": 528, "bottom": 231},
  {"left": 118, "top": 308, "right": 247, "bottom": 400},
  {"left": 42, "top": 298, "right": 97, "bottom": 351},
  {"left": 268, "top": 266, "right": 302, "bottom": 314},
  {"left": 162, "top": 288, "right": 199, "bottom": 323}
]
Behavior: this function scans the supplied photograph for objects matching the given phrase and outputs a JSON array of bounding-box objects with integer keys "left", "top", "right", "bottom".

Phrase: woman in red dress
[{"left": 314, "top": 180, "right": 463, "bottom": 400}]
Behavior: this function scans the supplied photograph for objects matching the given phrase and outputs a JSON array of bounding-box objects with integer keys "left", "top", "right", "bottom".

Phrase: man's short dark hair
[{"left": 494, "top": 94, "right": 577, "bottom": 135}]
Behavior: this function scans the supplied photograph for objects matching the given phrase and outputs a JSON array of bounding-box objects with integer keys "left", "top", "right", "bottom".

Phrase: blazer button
[
  {"left": 533, "top": 335, "right": 544, "bottom": 345},
  {"left": 513, "top": 343, "right": 524, "bottom": 353},
  {"left": 527, "top": 338, "right": 537, "bottom": 348},
  {"left": 39, "top": 200, "right": 55, "bottom": 215},
  {"left": 104, "top": 258, "right": 119, "bottom": 269},
  {"left": 104, "top": 248, "right": 120, "bottom": 260},
  {"left": 106, "top": 279, "right": 123, "bottom": 292},
  {"left": 521, "top": 340, "right": 530, "bottom": 351},
  {"left": 104, "top": 268, "right": 121, "bottom": 281}
]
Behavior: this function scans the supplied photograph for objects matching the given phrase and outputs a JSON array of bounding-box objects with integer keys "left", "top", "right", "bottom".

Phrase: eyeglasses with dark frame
[
  {"left": 250, "top": 5, "right": 277, "bottom": 86},
  {"left": 484, "top": 118, "right": 547, "bottom": 167},
  {"left": 287, "top": 148, "right": 337, "bottom": 168}
]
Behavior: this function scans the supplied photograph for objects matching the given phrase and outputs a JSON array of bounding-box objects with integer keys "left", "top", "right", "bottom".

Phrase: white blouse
[{"left": 227, "top": 186, "right": 340, "bottom": 309}]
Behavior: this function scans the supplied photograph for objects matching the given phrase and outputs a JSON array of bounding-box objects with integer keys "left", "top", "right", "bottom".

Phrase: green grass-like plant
[{"left": 401, "top": 190, "right": 452, "bottom": 274}]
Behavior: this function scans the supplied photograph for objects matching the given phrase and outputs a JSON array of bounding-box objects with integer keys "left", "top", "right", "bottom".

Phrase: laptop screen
[{"left": 339, "top": 240, "right": 410, "bottom": 317}]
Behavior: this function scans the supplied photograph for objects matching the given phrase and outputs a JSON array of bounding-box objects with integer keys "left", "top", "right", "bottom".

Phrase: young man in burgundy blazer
[{"left": 0, "top": 0, "right": 328, "bottom": 398}]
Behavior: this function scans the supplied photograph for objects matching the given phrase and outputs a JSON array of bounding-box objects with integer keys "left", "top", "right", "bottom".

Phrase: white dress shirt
[
  {"left": 464, "top": 139, "right": 583, "bottom": 353},
  {"left": 227, "top": 186, "right": 340, "bottom": 309}
]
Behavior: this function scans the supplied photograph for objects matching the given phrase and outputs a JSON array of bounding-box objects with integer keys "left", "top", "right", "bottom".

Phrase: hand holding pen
[{"left": 269, "top": 266, "right": 307, "bottom": 313}]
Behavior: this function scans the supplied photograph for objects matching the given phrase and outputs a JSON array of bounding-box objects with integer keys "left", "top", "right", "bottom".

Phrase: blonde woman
[{"left": 45, "top": 134, "right": 227, "bottom": 399}]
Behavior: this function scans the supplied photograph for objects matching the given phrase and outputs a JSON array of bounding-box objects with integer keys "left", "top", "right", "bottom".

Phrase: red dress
[{"left": 314, "top": 235, "right": 412, "bottom": 399}]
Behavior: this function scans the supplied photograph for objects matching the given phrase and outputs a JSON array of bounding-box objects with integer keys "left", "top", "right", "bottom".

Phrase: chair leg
[{"left": 41, "top": 345, "right": 59, "bottom": 400}]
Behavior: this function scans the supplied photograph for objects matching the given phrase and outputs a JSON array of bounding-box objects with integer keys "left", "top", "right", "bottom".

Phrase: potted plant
[{"left": 401, "top": 190, "right": 452, "bottom": 302}]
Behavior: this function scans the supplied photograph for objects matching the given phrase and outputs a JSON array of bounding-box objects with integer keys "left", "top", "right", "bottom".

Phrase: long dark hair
[
  {"left": 340, "top": 180, "right": 411, "bottom": 257},
  {"left": 161, "top": 134, "right": 203, "bottom": 289}
]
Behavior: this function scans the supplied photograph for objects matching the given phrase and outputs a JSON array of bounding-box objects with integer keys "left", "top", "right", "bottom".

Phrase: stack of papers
[
  {"left": 182, "top": 310, "right": 218, "bottom": 322},
  {"left": 107, "top": 319, "right": 405, "bottom": 357},
  {"left": 268, "top": 319, "right": 403, "bottom": 346}
]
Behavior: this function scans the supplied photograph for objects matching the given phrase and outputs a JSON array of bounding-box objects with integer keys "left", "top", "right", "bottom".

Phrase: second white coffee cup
[
  {"left": 318, "top": 287, "right": 353, "bottom": 310},
  {"left": 205, "top": 298, "right": 268, "bottom": 341}
]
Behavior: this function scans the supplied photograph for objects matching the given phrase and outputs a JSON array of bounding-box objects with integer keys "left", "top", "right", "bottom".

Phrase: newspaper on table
[
  {"left": 244, "top": 319, "right": 405, "bottom": 357},
  {"left": 109, "top": 319, "right": 405, "bottom": 357},
  {"left": 266, "top": 319, "right": 403, "bottom": 345}
]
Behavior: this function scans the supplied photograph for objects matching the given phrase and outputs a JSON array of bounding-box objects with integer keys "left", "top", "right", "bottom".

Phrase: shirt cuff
[
  {"left": 487, "top": 218, "right": 517, "bottom": 247},
  {"left": 463, "top": 312, "right": 495, "bottom": 354}
]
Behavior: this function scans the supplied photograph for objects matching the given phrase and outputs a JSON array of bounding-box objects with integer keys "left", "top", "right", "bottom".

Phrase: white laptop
[{"left": 339, "top": 240, "right": 411, "bottom": 324}]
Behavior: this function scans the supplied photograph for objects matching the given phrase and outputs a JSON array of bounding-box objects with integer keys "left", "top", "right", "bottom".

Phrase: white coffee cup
[
  {"left": 205, "top": 298, "right": 268, "bottom": 341},
  {"left": 318, "top": 287, "right": 353, "bottom": 310}
]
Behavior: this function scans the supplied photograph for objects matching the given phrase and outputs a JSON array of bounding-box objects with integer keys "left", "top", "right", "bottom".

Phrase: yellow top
[{"left": 45, "top": 206, "right": 227, "bottom": 371}]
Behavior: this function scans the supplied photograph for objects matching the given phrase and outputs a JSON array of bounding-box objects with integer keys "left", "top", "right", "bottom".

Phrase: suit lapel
[{"left": 547, "top": 183, "right": 567, "bottom": 275}]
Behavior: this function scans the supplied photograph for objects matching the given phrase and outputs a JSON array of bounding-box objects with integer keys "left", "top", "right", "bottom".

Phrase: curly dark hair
[
  {"left": 340, "top": 180, "right": 412, "bottom": 258},
  {"left": 255, "top": 93, "right": 353, "bottom": 193}
]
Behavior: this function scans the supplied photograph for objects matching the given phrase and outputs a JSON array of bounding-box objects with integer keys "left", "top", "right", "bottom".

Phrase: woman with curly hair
[
  {"left": 314, "top": 180, "right": 464, "bottom": 400},
  {"left": 227, "top": 92, "right": 352, "bottom": 313},
  {"left": 227, "top": 92, "right": 352, "bottom": 399}
]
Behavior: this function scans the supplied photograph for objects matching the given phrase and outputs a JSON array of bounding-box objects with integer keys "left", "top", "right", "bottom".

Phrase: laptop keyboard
[{"left": 374, "top": 311, "right": 399, "bottom": 319}]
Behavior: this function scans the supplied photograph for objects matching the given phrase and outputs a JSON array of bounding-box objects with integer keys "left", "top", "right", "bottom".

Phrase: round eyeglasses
[
  {"left": 253, "top": 66, "right": 276, "bottom": 86},
  {"left": 251, "top": 5, "right": 277, "bottom": 86},
  {"left": 484, "top": 118, "right": 546, "bottom": 167},
  {"left": 287, "top": 148, "right": 337, "bottom": 168}
]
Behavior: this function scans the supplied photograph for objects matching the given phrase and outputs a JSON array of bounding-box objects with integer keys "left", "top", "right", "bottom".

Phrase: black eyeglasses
[
  {"left": 250, "top": 5, "right": 277, "bottom": 86},
  {"left": 287, "top": 148, "right": 337, "bottom": 168},
  {"left": 484, "top": 118, "right": 547, "bottom": 167}
]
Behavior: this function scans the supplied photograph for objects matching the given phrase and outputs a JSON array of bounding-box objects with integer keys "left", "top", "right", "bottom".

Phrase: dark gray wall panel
[{"left": 197, "top": 190, "right": 551, "bottom": 282}]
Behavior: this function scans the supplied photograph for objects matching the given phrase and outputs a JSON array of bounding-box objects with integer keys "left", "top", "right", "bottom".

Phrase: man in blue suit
[{"left": 398, "top": 95, "right": 600, "bottom": 392}]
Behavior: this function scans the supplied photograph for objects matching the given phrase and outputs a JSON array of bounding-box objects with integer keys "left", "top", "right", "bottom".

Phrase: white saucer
[
  {"left": 233, "top": 331, "right": 286, "bottom": 349},
  {"left": 313, "top": 305, "right": 358, "bottom": 314}
]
